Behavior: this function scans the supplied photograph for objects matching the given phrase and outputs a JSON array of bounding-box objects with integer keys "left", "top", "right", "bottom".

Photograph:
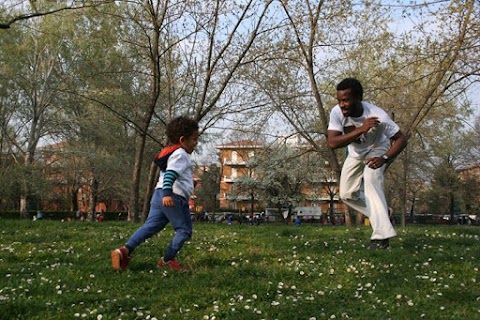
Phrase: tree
[
  {"left": 195, "top": 164, "right": 221, "bottom": 214},
  {"left": 228, "top": 157, "right": 263, "bottom": 215},
  {"left": 383, "top": 0, "right": 479, "bottom": 225},
  {"left": 1, "top": 0, "right": 478, "bottom": 222},
  {"left": 127, "top": 0, "right": 277, "bottom": 221},
  {"left": 451, "top": 116, "right": 480, "bottom": 217},
  {"left": 45, "top": 5, "right": 136, "bottom": 218},
  {"left": 253, "top": 139, "right": 329, "bottom": 223},
  {"left": 242, "top": 0, "right": 480, "bottom": 226},
  {"left": 0, "top": 12, "right": 72, "bottom": 216},
  {"left": 459, "top": 174, "right": 480, "bottom": 217},
  {"left": 417, "top": 116, "right": 475, "bottom": 221},
  {"left": 236, "top": 0, "right": 394, "bottom": 225},
  {"left": 0, "top": 0, "right": 114, "bottom": 29},
  {"left": 0, "top": 3, "right": 140, "bottom": 216},
  {"left": 1, "top": 0, "right": 279, "bottom": 218}
]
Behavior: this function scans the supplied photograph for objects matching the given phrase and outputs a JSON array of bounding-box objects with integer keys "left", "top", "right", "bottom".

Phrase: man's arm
[
  {"left": 365, "top": 130, "right": 408, "bottom": 169},
  {"left": 384, "top": 130, "right": 407, "bottom": 160},
  {"left": 327, "top": 117, "right": 380, "bottom": 150}
]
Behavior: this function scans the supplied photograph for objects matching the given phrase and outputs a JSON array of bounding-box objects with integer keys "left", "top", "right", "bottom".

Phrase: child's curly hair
[{"left": 166, "top": 116, "right": 199, "bottom": 144}]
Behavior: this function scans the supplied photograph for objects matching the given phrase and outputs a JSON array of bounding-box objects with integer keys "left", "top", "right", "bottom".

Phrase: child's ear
[{"left": 179, "top": 136, "right": 185, "bottom": 144}]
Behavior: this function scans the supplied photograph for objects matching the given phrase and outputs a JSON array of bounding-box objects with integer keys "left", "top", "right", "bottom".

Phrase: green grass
[{"left": 0, "top": 220, "right": 479, "bottom": 320}]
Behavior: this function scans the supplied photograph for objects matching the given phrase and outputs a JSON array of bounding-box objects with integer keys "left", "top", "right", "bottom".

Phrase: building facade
[
  {"left": 216, "top": 140, "right": 264, "bottom": 212},
  {"left": 216, "top": 139, "right": 347, "bottom": 216}
]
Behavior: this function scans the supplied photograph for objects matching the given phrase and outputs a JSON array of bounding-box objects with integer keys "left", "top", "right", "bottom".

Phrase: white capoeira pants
[{"left": 340, "top": 154, "right": 397, "bottom": 240}]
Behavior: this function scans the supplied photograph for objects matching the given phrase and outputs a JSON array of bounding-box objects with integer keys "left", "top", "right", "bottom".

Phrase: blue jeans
[{"left": 125, "top": 189, "right": 192, "bottom": 261}]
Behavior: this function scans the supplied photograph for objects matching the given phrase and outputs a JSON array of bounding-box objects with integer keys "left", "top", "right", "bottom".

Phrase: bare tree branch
[{"left": 0, "top": 1, "right": 115, "bottom": 29}]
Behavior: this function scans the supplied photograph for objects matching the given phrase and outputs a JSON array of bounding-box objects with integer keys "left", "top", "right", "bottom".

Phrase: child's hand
[{"left": 163, "top": 196, "right": 175, "bottom": 207}]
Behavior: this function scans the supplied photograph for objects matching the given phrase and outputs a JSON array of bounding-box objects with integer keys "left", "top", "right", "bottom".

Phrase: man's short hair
[{"left": 337, "top": 78, "right": 363, "bottom": 100}]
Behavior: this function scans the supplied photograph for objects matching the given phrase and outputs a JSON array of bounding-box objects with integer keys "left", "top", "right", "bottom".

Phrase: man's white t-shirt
[
  {"left": 328, "top": 102, "right": 399, "bottom": 158},
  {"left": 156, "top": 148, "right": 194, "bottom": 199}
]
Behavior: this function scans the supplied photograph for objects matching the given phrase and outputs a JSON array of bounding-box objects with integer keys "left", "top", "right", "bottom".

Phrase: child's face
[{"left": 180, "top": 130, "right": 200, "bottom": 154}]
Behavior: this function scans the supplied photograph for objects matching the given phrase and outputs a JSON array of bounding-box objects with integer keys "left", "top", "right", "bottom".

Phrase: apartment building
[
  {"left": 216, "top": 140, "right": 264, "bottom": 211},
  {"left": 216, "top": 138, "right": 347, "bottom": 215}
]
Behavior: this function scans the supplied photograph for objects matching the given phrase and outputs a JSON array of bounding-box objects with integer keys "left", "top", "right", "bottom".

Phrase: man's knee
[{"left": 340, "top": 189, "right": 353, "bottom": 200}]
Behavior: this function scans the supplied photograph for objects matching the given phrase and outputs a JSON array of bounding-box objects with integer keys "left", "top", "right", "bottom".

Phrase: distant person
[
  {"left": 111, "top": 116, "right": 199, "bottom": 271},
  {"left": 327, "top": 78, "right": 407, "bottom": 249},
  {"left": 294, "top": 216, "right": 301, "bottom": 227},
  {"left": 36, "top": 211, "right": 45, "bottom": 220}
]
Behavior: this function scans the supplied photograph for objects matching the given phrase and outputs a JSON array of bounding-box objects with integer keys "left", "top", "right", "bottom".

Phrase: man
[{"left": 327, "top": 78, "right": 407, "bottom": 249}]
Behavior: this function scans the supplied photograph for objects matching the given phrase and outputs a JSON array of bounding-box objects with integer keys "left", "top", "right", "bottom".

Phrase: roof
[
  {"left": 458, "top": 163, "right": 480, "bottom": 172},
  {"left": 216, "top": 140, "right": 264, "bottom": 149}
]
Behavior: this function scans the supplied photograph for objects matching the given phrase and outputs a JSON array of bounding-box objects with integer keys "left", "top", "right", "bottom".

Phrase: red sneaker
[
  {"left": 111, "top": 247, "right": 130, "bottom": 271},
  {"left": 157, "top": 258, "right": 183, "bottom": 271}
]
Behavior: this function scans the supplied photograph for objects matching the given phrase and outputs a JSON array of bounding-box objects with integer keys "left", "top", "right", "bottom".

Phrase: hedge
[{"left": 0, "top": 211, "right": 128, "bottom": 221}]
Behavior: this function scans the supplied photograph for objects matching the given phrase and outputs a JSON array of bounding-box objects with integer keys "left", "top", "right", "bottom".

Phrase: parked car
[{"left": 456, "top": 214, "right": 472, "bottom": 225}]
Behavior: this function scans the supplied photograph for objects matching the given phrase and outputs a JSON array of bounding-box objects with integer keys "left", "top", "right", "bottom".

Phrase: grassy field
[{"left": 0, "top": 220, "right": 479, "bottom": 320}]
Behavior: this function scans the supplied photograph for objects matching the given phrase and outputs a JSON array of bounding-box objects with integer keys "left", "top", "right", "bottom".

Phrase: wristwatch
[{"left": 382, "top": 154, "right": 389, "bottom": 162}]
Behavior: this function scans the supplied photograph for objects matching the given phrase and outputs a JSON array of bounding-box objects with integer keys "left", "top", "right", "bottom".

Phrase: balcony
[
  {"left": 222, "top": 175, "right": 236, "bottom": 183},
  {"left": 223, "top": 159, "right": 247, "bottom": 166},
  {"left": 304, "top": 194, "right": 340, "bottom": 201}
]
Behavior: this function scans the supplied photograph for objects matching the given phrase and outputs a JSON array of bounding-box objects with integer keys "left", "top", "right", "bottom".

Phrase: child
[{"left": 111, "top": 116, "right": 199, "bottom": 271}]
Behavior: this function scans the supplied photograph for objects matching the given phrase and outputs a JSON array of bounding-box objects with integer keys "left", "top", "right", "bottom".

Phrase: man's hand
[
  {"left": 327, "top": 117, "right": 381, "bottom": 150},
  {"left": 365, "top": 156, "right": 387, "bottom": 170},
  {"left": 163, "top": 196, "right": 175, "bottom": 207},
  {"left": 360, "top": 117, "right": 380, "bottom": 133}
]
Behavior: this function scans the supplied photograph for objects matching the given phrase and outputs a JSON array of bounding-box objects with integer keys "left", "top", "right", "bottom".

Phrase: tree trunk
[
  {"left": 19, "top": 151, "right": 34, "bottom": 219},
  {"left": 409, "top": 200, "right": 415, "bottom": 224},
  {"left": 89, "top": 179, "right": 98, "bottom": 221},
  {"left": 449, "top": 192, "right": 455, "bottom": 224},
  {"left": 250, "top": 193, "right": 254, "bottom": 214},
  {"left": 285, "top": 204, "right": 292, "bottom": 225},
  {"left": 128, "top": 133, "right": 144, "bottom": 222},
  {"left": 336, "top": 196, "right": 352, "bottom": 226},
  {"left": 19, "top": 185, "right": 29, "bottom": 217},
  {"left": 19, "top": 197, "right": 29, "bottom": 219},
  {"left": 355, "top": 210, "right": 364, "bottom": 227},
  {"left": 142, "top": 161, "right": 159, "bottom": 221},
  {"left": 127, "top": 3, "right": 161, "bottom": 222},
  {"left": 400, "top": 150, "right": 408, "bottom": 227},
  {"left": 71, "top": 188, "right": 79, "bottom": 212},
  {"left": 212, "top": 194, "right": 217, "bottom": 216}
]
